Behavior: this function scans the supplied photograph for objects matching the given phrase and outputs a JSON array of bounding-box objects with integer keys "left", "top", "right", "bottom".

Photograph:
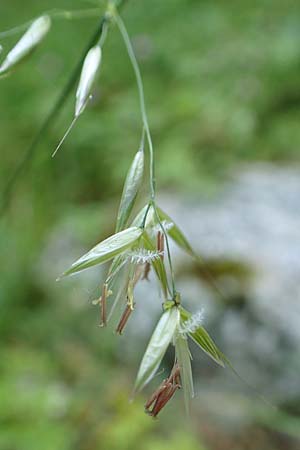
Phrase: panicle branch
[{"left": 0, "top": 0, "right": 232, "bottom": 418}]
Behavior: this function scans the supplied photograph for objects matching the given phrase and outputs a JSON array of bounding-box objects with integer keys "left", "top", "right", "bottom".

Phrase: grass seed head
[{"left": 0, "top": 15, "right": 51, "bottom": 75}]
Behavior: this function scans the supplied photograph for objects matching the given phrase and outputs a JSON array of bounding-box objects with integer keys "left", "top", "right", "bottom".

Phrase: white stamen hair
[
  {"left": 127, "top": 249, "right": 164, "bottom": 264},
  {"left": 180, "top": 310, "right": 204, "bottom": 335}
]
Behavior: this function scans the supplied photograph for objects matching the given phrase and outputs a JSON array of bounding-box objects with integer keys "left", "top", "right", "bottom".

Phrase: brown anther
[
  {"left": 144, "top": 363, "right": 181, "bottom": 418},
  {"left": 157, "top": 231, "right": 164, "bottom": 261},
  {"left": 149, "top": 383, "right": 180, "bottom": 417},
  {"left": 145, "top": 379, "right": 168, "bottom": 410},
  {"left": 100, "top": 283, "right": 108, "bottom": 327},
  {"left": 116, "top": 302, "right": 135, "bottom": 335},
  {"left": 142, "top": 262, "right": 151, "bottom": 280}
]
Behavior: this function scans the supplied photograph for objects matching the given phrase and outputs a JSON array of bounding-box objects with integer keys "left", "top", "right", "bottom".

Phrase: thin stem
[
  {"left": 98, "top": 19, "right": 109, "bottom": 47},
  {"left": 49, "top": 8, "right": 103, "bottom": 21},
  {"left": 141, "top": 201, "right": 153, "bottom": 229},
  {"left": 153, "top": 204, "right": 177, "bottom": 299},
  {"left": 115, "top": 12, "right": 177, "bottom": 298},
  {"left": 114, "top": 12, "right": 156, "bottom": 200},
  {"left": 0, "top": 8, "right": 104, "bottom": 39},
  {"left": 140, "top": 126, "right": 145, "bottom": 151}
]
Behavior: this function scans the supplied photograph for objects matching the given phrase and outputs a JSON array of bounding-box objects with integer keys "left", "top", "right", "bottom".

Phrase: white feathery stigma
[
  {"left": 148, "top": 220, "right": 174, "bottom": 237},
  {"left": 127, "top": 249, "right": 164, "bottom": 264},
  {"left": 180, "top": 310, "right": 204, "bottom": 335}
]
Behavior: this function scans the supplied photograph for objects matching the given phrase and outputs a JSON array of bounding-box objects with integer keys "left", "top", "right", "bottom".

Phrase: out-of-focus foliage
[{"left": 0, "top": 0, "right": 300, "bottom": 449}]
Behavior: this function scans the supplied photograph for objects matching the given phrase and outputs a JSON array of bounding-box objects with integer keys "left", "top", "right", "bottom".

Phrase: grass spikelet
[
  {"left": 0, "top": 15, "right": 51, "bottom": 76},
  {"left": 52, "top": 45, "right": 101, "bottom": 157}
]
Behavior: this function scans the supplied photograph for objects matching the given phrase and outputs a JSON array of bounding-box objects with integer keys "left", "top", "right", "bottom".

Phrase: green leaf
[
  {"left": 175, "top": 332, "right": 194, "bottom": 414},
  {"left": 0, "top": 16, "right": 51, "bottom": 76},
  {"left": 156, "top": 206, "right": 194, "bottom": 256},
  {"left": 135, "top": 307, "right": 179, "bottom": 392},
  {"left": 116, "top": 148, "right": 144, "bottom": 232},
  {"left": 142, "top": 231, "right": 170, "bottom": 298},
  {"left": 180, "top": 307, "right": 225, "bottom": 367},
  {"left": 60, "top": 227, "right": 143, "bottom": 278}
]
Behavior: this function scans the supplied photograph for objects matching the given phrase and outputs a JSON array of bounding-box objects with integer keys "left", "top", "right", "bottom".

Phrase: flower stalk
[
  {"left": 114, "top": 11, "right": 178, "bottom": 300},
  {"left": 1, "top": 0, "right": 232, "bottom": 417}
]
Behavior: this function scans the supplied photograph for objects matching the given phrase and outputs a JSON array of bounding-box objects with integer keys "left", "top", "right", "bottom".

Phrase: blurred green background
[{"left": 1, "top": 0, "right": 300, "bottom": 449}]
